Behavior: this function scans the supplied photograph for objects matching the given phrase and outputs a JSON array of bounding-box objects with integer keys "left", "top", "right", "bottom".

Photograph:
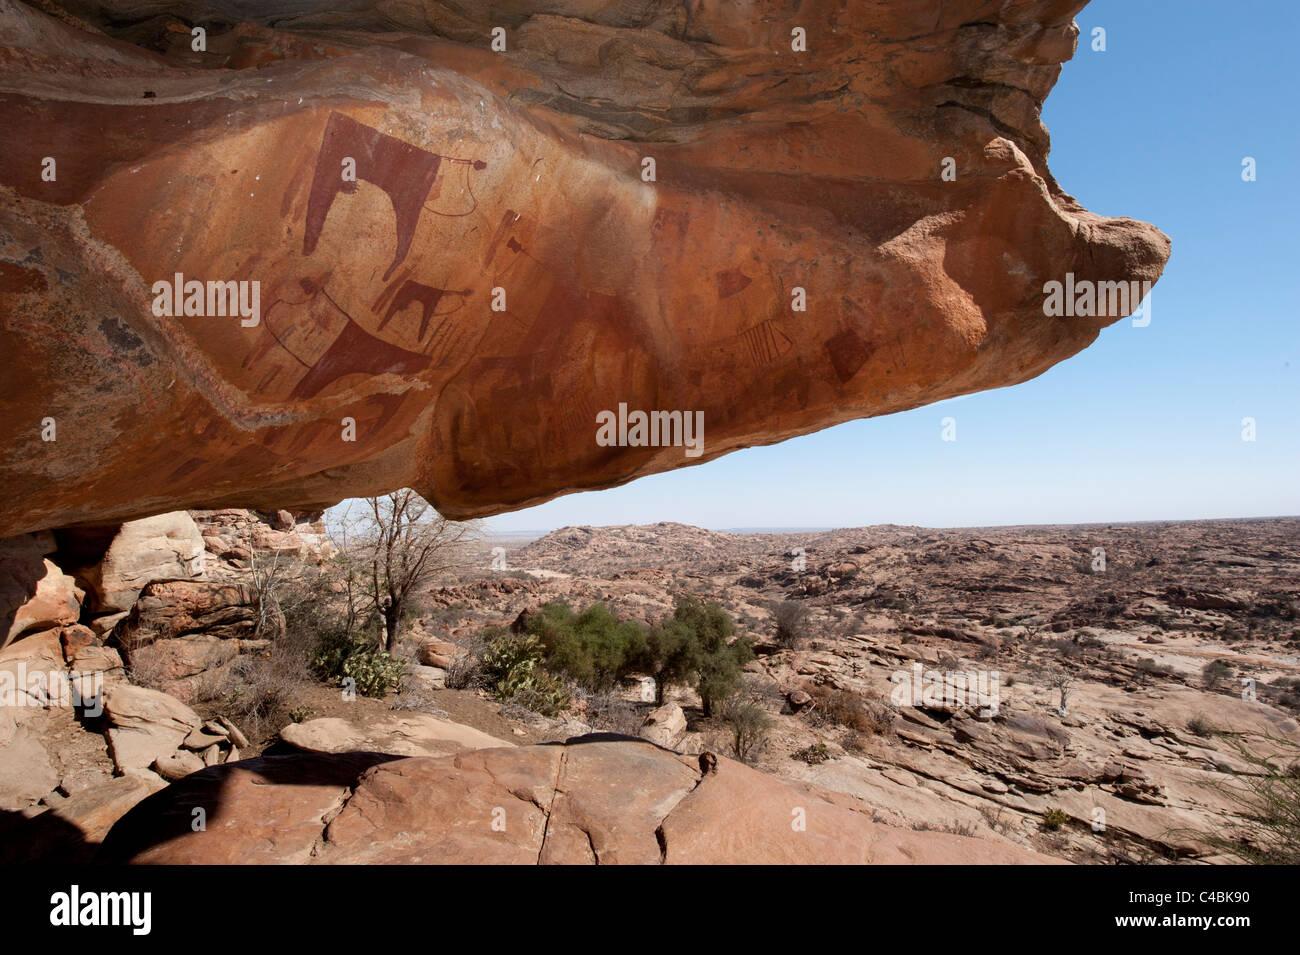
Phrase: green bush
[
  {"left": 312, "top": 630, "right": 406, "bottom": 698},
  {"left": 721, "top": 697, "right": 770, "bottom": 763},
  {"left": 1042, "top": 808, "right": 1071, "bottom": 831},
  {"left": 482, "top": 630, "right": 571, "bottom": 716},
  {"left": 525, "top": 601, "right": 645, "bottom": 692},
  {"left": 469, "top": 597, "right": 750, "bottom": 719}
]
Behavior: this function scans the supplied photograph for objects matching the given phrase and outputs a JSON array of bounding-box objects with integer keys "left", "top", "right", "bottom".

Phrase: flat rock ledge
[{"left": 98, "top": 734, "right": 1059, "bottom": 864}]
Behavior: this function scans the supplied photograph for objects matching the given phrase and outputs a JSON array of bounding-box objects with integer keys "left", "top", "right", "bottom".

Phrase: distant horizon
[{"left": 481, "top": 511, "right": 1300, "bottom": 540}]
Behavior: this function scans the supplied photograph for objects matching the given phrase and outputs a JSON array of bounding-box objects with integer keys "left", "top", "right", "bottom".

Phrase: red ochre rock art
[{"left": 0, "top": 0, "right": 1169, "bottom": 536}]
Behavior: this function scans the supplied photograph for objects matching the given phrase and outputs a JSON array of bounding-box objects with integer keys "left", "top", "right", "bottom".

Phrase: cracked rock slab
[{"left": 98, "top": 735, "right": 1057, "bottom": 864}]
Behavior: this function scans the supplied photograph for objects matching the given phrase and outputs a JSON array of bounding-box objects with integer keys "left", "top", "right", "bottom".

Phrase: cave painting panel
[
  {"left": 303, "top": 111, "right": 485, "bottom": 282},
  {"left": 236, "top": 112, "right": 490, "bottom": 416}
]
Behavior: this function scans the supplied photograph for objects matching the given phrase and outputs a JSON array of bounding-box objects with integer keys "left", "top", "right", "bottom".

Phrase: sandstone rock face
[
  {"left": 0, "top": 627, "right": 72, "bottom": 715},
  {"left": 100, "top": 736, "right": 1054, "bottom": 864},
  {"left": 74, "top": 512, "right": 206, "bottom": 613},
  {"left": 0, "top": 0, "right": 1168, "bottom": 536},
  {"left": 191, "top": 509, "right": 337, "bottom": 566},
  {"left": 0, "top": 532, "right": 83, "bottom": 647},
  {"left": 112, "top": 578, "right": 263, "bottom": 694},
  {"left": 0, "top": 725, "right": 60, "bottom": 808}
]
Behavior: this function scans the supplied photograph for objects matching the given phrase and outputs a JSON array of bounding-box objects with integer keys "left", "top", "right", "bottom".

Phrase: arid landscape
[
  {"left": 3, "top": 509, "right": 1297, "bottom": 865},
  {"left": 0, "top": 0, "right": 1293, "bottom": 906}
]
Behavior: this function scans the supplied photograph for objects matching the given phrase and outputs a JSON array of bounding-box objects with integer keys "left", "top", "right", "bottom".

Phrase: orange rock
[
  {"left": 0, "top": 2, "right": 1168, "bottom": 535},
  {"left": 99, "top": 736, "right": 1059, "bottom": 864}
]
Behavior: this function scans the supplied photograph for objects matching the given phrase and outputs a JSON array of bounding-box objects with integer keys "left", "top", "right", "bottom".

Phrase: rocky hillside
[
  {"left": 449, "top": 518, "right": 1300, "bottom": 862},
  {"left": 3, "top": 510, "right": 1296, "bottom": 864}
]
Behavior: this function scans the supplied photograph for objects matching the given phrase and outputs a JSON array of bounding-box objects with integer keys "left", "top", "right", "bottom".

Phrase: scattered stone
[
  {"left": 787, "top": 689, "right": 813, "bottom": 711},
  {"left": 640, "top": 702, "right": 687, "bottom": 750},
  {"left": 183, "top": 727, "right": 227, "bottom": 751},
  {"left": 216, "top": 716, "right": 248, "bottom": 749},
  {"left": 153, "top": 750, "right": 205, "bottom": 782},
  {"left": 102, "top": 684, "right": 201, "bottom": 773}
]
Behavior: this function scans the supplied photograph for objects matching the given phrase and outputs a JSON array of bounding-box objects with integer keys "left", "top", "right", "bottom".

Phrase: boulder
[
  {"left": 115, "top": 580, "right": 260, "bottom": 647},
  {"left": 121, "top": 634, "right": 243, "bottom": 703},
  {"left": 0, "top": 771, "right": 169, "bottom": 864},
  {"left": 88, "top": 612, "right": 128, "bottom": 639},
  {"left": 0, "top": 530, "right": 82, "bottom": 646},
  {"left": 407, "top": 664, "right": 447, "bottom": 689},
  {"left": 74, "top": 512, "right": 206, "bottom": 613},
  {"left": 417, "top": 638, "right": 462, "bottom": 669},
  {"left": 640, "top": 702, "right": 688, "bottom": 750},
  {"left": 0, "top": 628, "right": 72, "bottom": 714},
  {"left": 0, "top": 0, "right": 1167, "bottom": 537},
  {"left": 58, "top": 624, "right": 97, "bottom": 661},
  {"left": 48, "top": 772, "right": 167, "bottom": 845},
  {"left": 99, "top": 737, "right": 1057, "bottom": 865},
  {"left": 0, "top": 726, "right": 60, "bottom": 809},
  {"left": 101, "top": 684, "right": 201, "bottom": 773},
  {"left": 787, "top": 689, "right": 814, "bottom": 711}
]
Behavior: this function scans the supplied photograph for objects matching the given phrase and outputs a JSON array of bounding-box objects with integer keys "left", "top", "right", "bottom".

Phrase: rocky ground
[
  {"left": 2, "top": 511, "right": 1296, "bottom": 864},
  {"left": 426, "top": 518, "right": 1300, "bottom": 863}
]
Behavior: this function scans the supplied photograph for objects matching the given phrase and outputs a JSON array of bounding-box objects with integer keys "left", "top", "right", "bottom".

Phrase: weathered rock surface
[
  {"left": 0, "top": 768, "right": 168, "bottom": 863},
  {"left": 99, "top": 736, "right": 1054, "bottom": 864},
  {"left": 280, "top": 713, "right": 515, "bottom": 758},
  {"left": 102, "top": 682, "right": 201, "bottom": 772},
  {"left": 0, "top": 627, "right": 71, "bottom": 715},
  {"left": 639, "top": 701, "right": 687, "bottom": 749},
  {"left": 0, "top": 0, "right": 1168, "bottom": 536},
  {"left": 0, "top": 533, "right": 82, "bottom": 647},
  {"left": 0, "top": 725, "right": 60, "bottom": 807},
  {"left": 191, "top": 508, "right": 337, "bottom": 566},
  {"left": 73, "top": 511, "right": 206, "bottom": 613},
  {"left": 110, "top": 578, "right": 265, "bottom": 699}
]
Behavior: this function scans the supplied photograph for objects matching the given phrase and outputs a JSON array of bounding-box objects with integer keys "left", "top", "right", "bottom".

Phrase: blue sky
[{"left": 486, "top": 0, "right": 1299, "bottom": 534}]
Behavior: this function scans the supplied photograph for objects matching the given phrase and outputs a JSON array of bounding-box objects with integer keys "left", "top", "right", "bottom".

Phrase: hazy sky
[{"left": 484, "top": 0, "right": 1299, "bottom": 534}]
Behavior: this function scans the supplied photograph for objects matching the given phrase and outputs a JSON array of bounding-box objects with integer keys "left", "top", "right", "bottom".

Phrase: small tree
[
  {"left": 1203, "top": 659, "right": 1234, "bottom": 691},
  {"left": 721, "top": 696, "right": 771, "bottom": 764},
  {"left": 338, "top": 490, "right": 478, "bottom": 653},
  {"left": 772, "top": 600, "right": 811, "bottom": 649},
  {"left": 671, "top": 595, "right": 752, "bottom": 717},
  {"left": 239, "top": 519, "right": 298, "bottom": 638},
  {"left": 638, "top": 617, "right": 699, "bottom": 705},
  {"left": 1039, "top": 666, "right": 1074, "bottom": 717},
  {"left": 525, "top": 601, "right": 645, "bottom": 692}
]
